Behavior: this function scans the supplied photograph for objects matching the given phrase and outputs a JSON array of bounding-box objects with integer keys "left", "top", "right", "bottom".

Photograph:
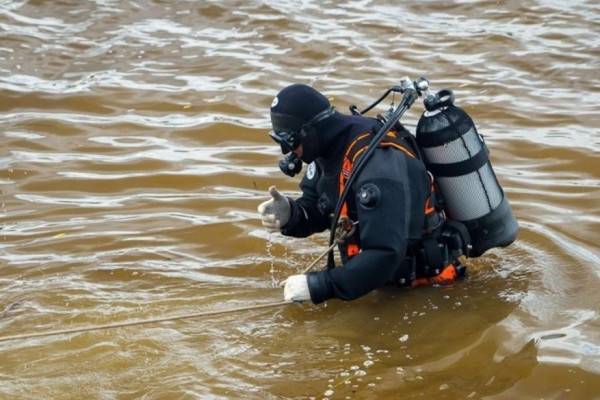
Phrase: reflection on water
[{"left": 1, "top": 0, "right": 599, "bottom": 398}]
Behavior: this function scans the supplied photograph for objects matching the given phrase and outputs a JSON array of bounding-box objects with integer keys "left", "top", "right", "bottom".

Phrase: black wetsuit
[{"left": 281, "top": 113, "right": 431, "bottom": 304}]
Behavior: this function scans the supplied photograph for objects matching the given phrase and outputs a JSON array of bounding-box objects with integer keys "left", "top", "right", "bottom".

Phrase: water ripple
[{"left": 1, "top": 0, "right": 599, "bottom": 398}]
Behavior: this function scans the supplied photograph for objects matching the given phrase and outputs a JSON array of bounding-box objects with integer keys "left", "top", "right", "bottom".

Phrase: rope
[
  {"left": 0, "top": 300, "right": 291, "bottom": 343},
  {"left": 302, "top": 220, "right": 356, "bottom": 274},
  {"left": 0, "top": 224, "right": 358, "bottom": 343},
  {"left": 302, "top": 241, "right": 337, "bottom": 274}
]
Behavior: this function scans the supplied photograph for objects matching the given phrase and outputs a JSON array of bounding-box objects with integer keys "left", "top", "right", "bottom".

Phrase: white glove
[
  {"left": 283, "top": 274, "right": 312, "bottom": 302},
  {"left": 257, "top": 186, "right": 291, "bottom": 232}
]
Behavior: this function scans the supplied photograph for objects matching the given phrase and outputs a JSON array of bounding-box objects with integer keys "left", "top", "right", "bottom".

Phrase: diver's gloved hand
[
  {"left": 257, "top": 186, "right": 291, "bottom": 232},
  {"left": 283, "top": 274, "right": 312, "bottom": 302}
]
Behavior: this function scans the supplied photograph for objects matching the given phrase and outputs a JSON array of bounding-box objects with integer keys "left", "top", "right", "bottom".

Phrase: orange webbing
[
  {"left": 411, "top": 264, "right": 458, "bottom": 288},
  {"left": 351, "top": 147, "right": 368, "bottom": 163},
  {"left": 339, "top": 133, "right": 371, "bottom": 218},
  {"left": 346, "top": 244, "right": 360, "bottom": 257},
  {"left": 339, "top": 157, "right": 353, "bottom": 219},
  {"left": 424, "top": 172, "right": 436, "bottom": 215},
  {"left": 340, "top": 130, "right": 416, "bottom": 202},
  {"left": 424, "top": 198, "right": 435, "bottom": 215},
  {"left": 379, "top": 142, "right": 415, "bottom": 159},
  {"left": 337, "top": 132, "right": 372, "bottom": 258}
]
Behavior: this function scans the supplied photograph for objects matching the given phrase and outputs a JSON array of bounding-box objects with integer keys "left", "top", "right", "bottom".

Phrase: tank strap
[
  {"left": 442, "top": 219, "right": 471, "bottom": 258},
  {"left": 423, "top": 171, "right": 445, "bottom": 234},
  {"left": 426, "top": 146, "right": 490, "bottom": 177}
]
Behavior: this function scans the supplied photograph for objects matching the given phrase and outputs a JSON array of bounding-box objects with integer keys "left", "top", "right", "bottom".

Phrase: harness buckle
[{"left": 335, "top": 216, "right": 356, "bottom": 243}]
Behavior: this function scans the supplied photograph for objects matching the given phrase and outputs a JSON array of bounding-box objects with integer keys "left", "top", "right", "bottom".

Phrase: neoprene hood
[{"left": 270, "top": 84, "right": 334, "bottom": 163}]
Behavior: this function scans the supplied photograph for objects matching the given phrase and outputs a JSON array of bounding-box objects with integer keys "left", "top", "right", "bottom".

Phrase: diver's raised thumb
[{"left": 269, "top": 186, "right": 283, "bottom": 201}]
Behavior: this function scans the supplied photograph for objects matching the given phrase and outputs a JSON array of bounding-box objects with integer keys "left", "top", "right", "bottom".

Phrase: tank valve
[{"left": 415, "top": 77, "right": 429, "bottom": 96}]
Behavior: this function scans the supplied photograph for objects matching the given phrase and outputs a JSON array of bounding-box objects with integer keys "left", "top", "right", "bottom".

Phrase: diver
[{"left": 257, "top": 83, "right": 465, "bottom": 304}]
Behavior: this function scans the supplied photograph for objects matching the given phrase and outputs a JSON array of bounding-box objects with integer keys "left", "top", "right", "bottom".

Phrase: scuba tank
[{"left": 416, "top": 89, "right": 518, "bottom": 257}]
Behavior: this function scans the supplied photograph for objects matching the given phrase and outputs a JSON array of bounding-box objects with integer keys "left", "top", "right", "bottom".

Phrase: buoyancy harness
[
  {"left": 336, "top": 126, "right": 469, "bottom": 285},
  {"left": 337, "top": 129, "right": 420, "bottom": 259}
]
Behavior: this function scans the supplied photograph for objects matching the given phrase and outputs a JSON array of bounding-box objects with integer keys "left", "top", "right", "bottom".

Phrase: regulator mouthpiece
[{"left": 279, "top": 152, "right": 302, "bottom": 177}]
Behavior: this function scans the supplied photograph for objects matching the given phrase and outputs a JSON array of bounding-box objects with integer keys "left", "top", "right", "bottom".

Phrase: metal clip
[{"left": 335, "top": 216, "right": 357, "bottom": 243}]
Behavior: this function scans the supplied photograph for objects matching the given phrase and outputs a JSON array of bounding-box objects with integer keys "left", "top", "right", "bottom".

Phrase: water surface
[{"left": 1, "top": 1, "right": 599, "bottom": 399}]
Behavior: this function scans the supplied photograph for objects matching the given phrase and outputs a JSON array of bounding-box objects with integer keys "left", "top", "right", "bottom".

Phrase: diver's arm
[
  {"left": 306, "top": 177, "right": 408, "bottom": 302},
  {"left": 281, "top": 163, "right": 330, "bottom": 238}
]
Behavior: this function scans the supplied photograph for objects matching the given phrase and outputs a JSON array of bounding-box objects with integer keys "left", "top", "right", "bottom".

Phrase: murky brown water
[{"left": 1, "top": 1, "right": 599, "bottom": 399}]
